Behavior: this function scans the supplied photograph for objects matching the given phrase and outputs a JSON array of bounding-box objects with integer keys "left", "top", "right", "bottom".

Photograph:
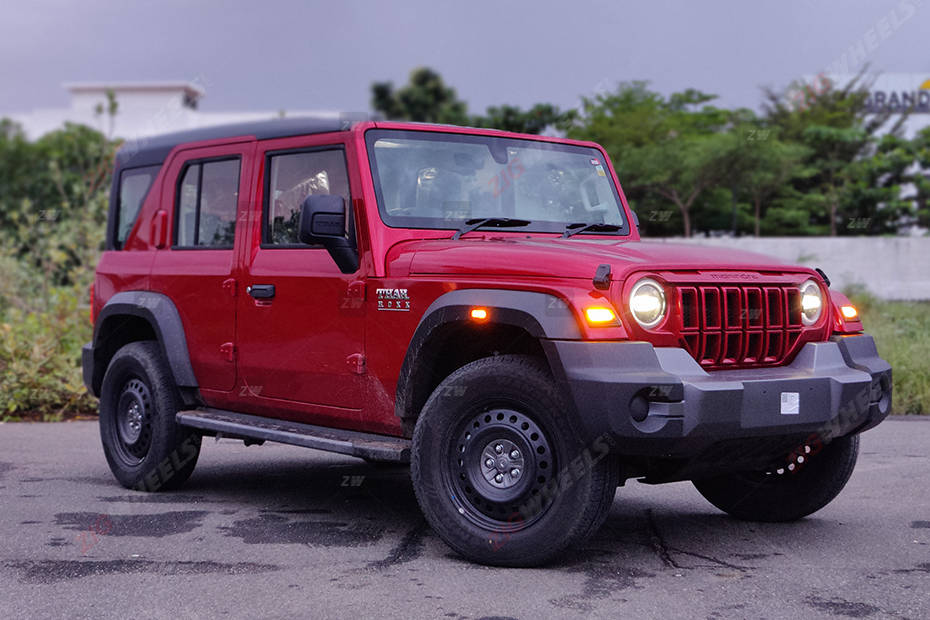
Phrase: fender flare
[
  {"left": 394, "top": 288, "right": 581, "bottom": 423},
  {"left": 89, "top": 291, "right": 198, "bottom": 393}
]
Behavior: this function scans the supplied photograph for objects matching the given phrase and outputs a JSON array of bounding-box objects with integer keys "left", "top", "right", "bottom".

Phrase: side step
[{"left": 176, "top": 408, "right": 411, "bottom": 463}]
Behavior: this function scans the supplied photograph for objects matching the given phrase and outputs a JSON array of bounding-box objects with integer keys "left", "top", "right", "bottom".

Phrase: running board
[{"left": 176, "top": 408, "right": 410, "bottom": 463}]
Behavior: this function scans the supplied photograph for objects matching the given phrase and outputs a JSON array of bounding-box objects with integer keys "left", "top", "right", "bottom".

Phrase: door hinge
[
  {"left": 220, "top": 342, "right": 236, "bottom": 362},
  {"left": 346, "top": 353, "right": 366, "bottom": 375}
]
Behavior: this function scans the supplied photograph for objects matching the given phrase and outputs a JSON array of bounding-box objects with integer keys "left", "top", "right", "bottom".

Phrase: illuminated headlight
[
  {"left": 629, "top": 278, "right": 667, "bottom": 328},
  {"left": 800, "top": 279, "right": 823, "bottom": 325}
]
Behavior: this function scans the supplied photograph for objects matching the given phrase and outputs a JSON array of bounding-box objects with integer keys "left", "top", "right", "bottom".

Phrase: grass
[{"left": 847, "top": 288, "right": 930, "bottom": 415}]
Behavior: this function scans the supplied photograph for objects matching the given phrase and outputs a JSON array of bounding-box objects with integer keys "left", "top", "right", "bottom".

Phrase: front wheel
[
  {"left": 99, "top": 341, "right": 201, "bottom": 491},
  {"left": 693, "top": 434, "right": 859, "bottom": 522},
  {"left": 411, "top": 355, "right": 618, "bottom": 567}
]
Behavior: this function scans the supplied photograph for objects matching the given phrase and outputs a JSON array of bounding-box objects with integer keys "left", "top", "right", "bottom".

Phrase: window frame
[
  {"left": 260, "top": 145, "right": 354, "bottom": 250},
  {"left": 171, "top": 155, "right": 242, "bottom": 251},
  {"left": 113, "top": 164, "right": 161, "bottom": 250}
]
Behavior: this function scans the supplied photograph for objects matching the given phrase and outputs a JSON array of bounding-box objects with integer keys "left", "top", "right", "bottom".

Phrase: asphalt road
[{"left": 0, "top": 418, "right": 927, "bottom": 620}]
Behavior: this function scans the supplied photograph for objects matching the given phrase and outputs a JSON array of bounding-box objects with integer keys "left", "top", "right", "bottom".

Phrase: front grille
[{"left": 676, "top": 284, "right": 804, "bottom": 369}]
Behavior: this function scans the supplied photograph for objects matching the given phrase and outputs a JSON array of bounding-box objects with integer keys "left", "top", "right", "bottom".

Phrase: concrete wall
[{"left": 654, "top": 237, "right": 930, "bottom": 300}]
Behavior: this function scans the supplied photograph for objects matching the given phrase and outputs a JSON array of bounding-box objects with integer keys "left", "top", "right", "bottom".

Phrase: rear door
[
  {"left": 150, "top": 141, "right": 254, "bottom": 394},
  {"left": 234, "top": 135, "right": 367, "bottom": 428}
]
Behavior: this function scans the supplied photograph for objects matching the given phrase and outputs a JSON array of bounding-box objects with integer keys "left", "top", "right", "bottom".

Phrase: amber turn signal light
[
  {"left": 470, "top": 307, "right": 489, "bottom": 321},
  {"left": 840, "top": 305, "right": 858, "bottom": 320},
  {"left": 584, "top": 306, "right": 618, "bottom": 325}
]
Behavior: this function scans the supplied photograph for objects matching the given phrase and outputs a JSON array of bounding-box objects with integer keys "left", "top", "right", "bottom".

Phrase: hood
[{"left": 393, "top": 236, "right": 811, "bottom": 281}]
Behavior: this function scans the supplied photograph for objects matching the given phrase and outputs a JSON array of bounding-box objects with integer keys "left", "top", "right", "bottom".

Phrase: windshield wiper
[
  {"left": 561, "top": 222, "right": 623, "bottom": 238},
  {"left": 452, "top": 218, "right": 532, "bottom": 240}
]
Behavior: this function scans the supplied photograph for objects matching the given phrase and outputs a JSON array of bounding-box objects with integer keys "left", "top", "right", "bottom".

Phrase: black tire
[
  {"left": 98, "top": 341, "right": 201, "bottom": 491},
  {"left": 693, "top": 434, "right": 859, "bottom": 522},
  {"left": 411, "top": 354, "right": 618, "bottom": 567}
]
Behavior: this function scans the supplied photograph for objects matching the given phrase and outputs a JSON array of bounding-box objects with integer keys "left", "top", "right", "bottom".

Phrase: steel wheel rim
[
  {"left": 114, "top": 377, "right": 154, "bottom": 464},
  {"left": 446, "top": 406, "right": 557, "bottom": 532}
]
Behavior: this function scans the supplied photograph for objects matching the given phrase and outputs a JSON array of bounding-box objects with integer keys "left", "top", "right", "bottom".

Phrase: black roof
[{"left": 115, "top": 115, "right": 367, "bottom": 169}]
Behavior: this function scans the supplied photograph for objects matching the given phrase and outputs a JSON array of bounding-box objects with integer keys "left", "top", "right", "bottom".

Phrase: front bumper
[{"left": 546, "top": 334, "right": 891, "bottom": 458}]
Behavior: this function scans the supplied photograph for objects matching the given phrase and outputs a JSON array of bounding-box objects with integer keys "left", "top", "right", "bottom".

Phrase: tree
[
  {"left": 371, "top": 67, "right": 573, "bottom": 135},
  {"left": 472, "top": 103, "right": 575, "bottom": 135},
  {"left": 0, "top": 121, "right": 115, "bottom": 287},
  {"left": 762, "top": 72, "right": 910, "bottom": 235},
  {"left": 372, "top": 67, "right": 469, "bottom": 125},
  {"left": 565, "top": 83, "right": 738, "bottom": 236}
]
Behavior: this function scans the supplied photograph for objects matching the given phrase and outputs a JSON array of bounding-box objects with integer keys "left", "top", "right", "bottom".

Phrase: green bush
[
  {"left": 846, "top": 287, "right": 930, "bottom": 415},
  {"left": 0, "top": 246, "right": 97, "bottom": 421}
]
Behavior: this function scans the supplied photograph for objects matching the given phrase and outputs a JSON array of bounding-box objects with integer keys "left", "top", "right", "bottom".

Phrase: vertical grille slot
[
  {"left": 680, "top": 287, "right": 699, "bottom": 329},
  {"left": 701, "top": 287, "right": 721, "bottom": 329},
  {"left": 765, "top": 287, "right": 784, "bottom": 328}
]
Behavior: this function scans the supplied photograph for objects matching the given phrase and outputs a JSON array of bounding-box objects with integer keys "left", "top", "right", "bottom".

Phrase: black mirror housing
[{"left": 298, "top": 195, "right": 359, "bottom": 273}]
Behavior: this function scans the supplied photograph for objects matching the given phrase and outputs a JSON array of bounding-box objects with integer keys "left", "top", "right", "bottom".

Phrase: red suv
[{"left": 83, "top": 118, "right": 891, "bottom": 566}]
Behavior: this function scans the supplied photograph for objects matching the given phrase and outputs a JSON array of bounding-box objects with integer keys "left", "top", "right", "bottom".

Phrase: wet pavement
[{"left": 1, "top": 418, "right": 928, "bottom": 619}]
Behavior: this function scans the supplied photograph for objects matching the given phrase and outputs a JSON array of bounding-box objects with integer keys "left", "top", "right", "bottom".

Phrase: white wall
[{"left": 655, "top": 237, "right": 930, "bottom": 300}]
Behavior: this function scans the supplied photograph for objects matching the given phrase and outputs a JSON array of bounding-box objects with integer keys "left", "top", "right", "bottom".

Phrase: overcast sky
[{"left": 1, "top": 0, "right": 926, "bottom": 116}]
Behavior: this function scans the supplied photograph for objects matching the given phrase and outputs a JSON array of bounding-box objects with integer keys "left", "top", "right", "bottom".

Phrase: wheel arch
[
  {"left": 87, "top": 291, "right": 198, "bottom": 399},
  {"left": 394, "top": 289, "right": 581, "bottom": 434}
]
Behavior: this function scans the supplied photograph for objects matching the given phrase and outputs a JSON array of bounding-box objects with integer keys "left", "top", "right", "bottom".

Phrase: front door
[{"left": 235, "top": 138, "right": 366, "bottom": 427}]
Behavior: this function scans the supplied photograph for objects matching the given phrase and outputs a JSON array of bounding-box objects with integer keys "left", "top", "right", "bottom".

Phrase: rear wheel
[
  {"left": 411, "top": 355, "right": 618, "bottom": 567},
  {"left": 693, "top": 434, "right": 859, "bottom": 522},
  {"left": 99, "top": 341, "right": 201, "bottom": 491}
]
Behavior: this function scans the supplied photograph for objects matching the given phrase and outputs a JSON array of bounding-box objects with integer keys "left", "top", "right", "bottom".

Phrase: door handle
[{"left": 247, "top": 284, "right": 275, "bottom": 299}]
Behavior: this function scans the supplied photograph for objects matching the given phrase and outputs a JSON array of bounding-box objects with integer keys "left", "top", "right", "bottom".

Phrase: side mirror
[
  {"left": 631, "top": 211, "right": 640, "bottom": 231},
  {"left": 298, "top": 195, "right": 359, "bottom": 273}
]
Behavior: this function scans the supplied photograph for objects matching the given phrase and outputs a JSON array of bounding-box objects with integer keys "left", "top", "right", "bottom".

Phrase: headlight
[
  {"left": 800, "top": 279, "right": 823, "bottom": 325},
  {"left": 629, "top": 278, "right": 667, "bottom": 328}
]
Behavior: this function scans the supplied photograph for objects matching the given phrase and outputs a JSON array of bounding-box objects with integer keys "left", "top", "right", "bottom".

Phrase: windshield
[{"left": 366, "top": 129, "right": 628, "bottom": 234}]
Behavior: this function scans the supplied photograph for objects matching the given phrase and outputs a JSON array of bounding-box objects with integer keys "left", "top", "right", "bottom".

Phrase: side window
[
  {"left": 116, "top": 165, "right": 160, "bottom": 248},
  {"left": 265, "top": 149, "right": 350, "bottom": 246},
  {"left": 174, "top": 158, "right": 241, "bottom": 248}
]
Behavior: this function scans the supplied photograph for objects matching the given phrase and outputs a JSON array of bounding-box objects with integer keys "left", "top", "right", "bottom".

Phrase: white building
[{"left": 8, "top": 81, "right": 343, "bottom": 140}]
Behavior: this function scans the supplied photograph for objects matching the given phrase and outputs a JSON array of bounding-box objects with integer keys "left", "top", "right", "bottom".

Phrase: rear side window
[
  {"left": 174, "top": 158, "right": 241, "bottom": 248},
  {"left": 116, "top": 165, "right": 160, "bottom": 248}
]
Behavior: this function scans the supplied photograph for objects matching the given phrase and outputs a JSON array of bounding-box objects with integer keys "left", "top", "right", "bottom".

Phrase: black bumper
[{"left": 546, "top": 334, "right": 891, "bottom": 458}]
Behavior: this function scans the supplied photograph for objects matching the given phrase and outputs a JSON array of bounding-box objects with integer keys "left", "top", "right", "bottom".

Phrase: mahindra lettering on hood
[{"left": 82, "top": 117, "right": 891, "bottom": 567}]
